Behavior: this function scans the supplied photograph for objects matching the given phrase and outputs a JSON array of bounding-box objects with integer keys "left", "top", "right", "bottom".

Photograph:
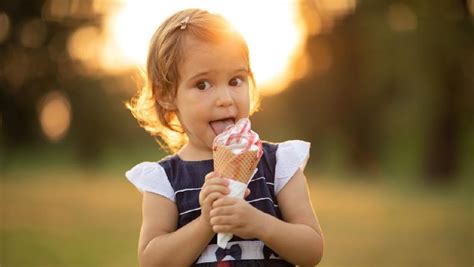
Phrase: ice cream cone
[
  {"left": 212, "top": 118, "right": 263, "bottom": 248},
  {"left": 213, "top": 145, "right": 259, "bottom": 184}
]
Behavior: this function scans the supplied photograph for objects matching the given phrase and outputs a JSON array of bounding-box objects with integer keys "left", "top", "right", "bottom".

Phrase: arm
[
  {"left": 138, "top": 172, "right": 229, "bottom": 267},
  {"left": 138, "top": 193, "right": 213, "bottom": 267},
  {"left": 258, "top": 168, "right": 324, "bottom": 266}
]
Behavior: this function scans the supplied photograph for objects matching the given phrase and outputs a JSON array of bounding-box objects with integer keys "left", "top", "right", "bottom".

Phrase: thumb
[{"left": 244, "top": 188, "right": 251, "bottom": 198}]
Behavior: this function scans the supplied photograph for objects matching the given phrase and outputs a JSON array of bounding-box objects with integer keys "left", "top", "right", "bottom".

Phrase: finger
[
  {"left": 212, "top": 225, "right": 234, "bottom": 233},
  {"left": 213, "top": 196, "right": 237, "bottom": 208},
  {"left": 201, "top": 184, "right": 229, "bottom": 197},
  {"left": 200, "top": 184, "right": 228, "bottom": 204},
  {"left": 204, "top": 171, "right": 220, "bottom": 180},
  {"left": 202, "top": 178, "right": 228, "bottom": 190},
  {"left": 210, "top": 215, "right": 235, "bottom": 226},
  {"left": 244, "top": 188, "right": 251, "bottom": 198},
  {"left": 209, "top": 206, "right": 234, "bottom": 217},
  {"left": 204, "top": 192, "right": 227, "bottom": 205},
  {"left": 204, "top": 177, "right": 229, "bottom": 187}
]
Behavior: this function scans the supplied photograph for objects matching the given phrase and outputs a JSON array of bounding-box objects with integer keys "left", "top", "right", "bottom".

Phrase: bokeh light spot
[
  {"left": 38, "top": 91, "right": 71, "bottom": 143},
  {"left": 317, "top": 0, "right": 357, "bottom": 17},
  {"left": 386, "top": 3, "right": 417, "bottom": 32},
  {"left": 67, "top": 26, "right": 101, "bottom": 63},
  {"left": 0, "top": 12, "right": 11, "bottom": 44},
  {"left": 20, "top": 18, "right": 48, "bottom": 48},
  {"left": 3, "top": 48, "right": 29, "bottom": 89}
]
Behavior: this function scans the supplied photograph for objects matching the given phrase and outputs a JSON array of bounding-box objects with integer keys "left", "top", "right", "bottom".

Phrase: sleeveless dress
[{"left": 126, "top": 140, "right": 310, "bottom": 266}]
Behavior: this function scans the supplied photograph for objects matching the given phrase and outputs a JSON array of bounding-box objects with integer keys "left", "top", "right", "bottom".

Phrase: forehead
[{"left": 179, "top": 35, "right": 248, "bottom": 79}]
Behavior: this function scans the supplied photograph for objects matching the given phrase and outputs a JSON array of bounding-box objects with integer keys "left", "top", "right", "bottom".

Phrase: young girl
[{"left": 125, "top": 8, "right": 324, "bottom": 267}]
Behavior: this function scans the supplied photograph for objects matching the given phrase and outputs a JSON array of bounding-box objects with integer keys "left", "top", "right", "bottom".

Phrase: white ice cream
[{"left": 212, "top": 118, "right": 262, "bottom": 155}]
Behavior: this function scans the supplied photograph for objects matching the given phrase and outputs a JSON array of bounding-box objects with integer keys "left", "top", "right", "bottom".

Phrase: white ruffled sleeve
[
  {"left": 125, "top": 162, "right": 175, "bottom": 202},
  {"left": 274, "top": 140, "right": 310, "bottom": 194}
]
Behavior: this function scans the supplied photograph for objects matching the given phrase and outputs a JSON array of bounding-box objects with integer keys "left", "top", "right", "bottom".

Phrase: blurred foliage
[
  {"left": 0, "top": 0, "right": 473, "bottom": 183},
  {"left": 253, "top": 0, "right": 474, "bottom": 185}
]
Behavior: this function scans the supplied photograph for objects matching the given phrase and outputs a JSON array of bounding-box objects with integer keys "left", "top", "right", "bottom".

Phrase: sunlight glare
[{"left": 102, "top": 0, "right": 304, "bottom": 95}]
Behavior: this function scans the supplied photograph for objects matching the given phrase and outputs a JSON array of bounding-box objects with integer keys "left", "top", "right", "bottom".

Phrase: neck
[{"left": 178, "top": 142, "right": 213, "bottom": 161}]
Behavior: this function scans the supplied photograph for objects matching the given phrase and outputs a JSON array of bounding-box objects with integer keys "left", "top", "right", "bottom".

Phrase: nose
[{"left": 215, "top": 85, "right": 234, "bottom": 107}]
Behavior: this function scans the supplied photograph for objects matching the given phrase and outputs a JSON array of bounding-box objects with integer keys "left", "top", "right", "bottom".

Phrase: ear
[
  {"left": 157, "top": 95, "right": 177, "bottom": 111},
  {"left": 158, "top": 100, "right": 176, "bottom": 110}
]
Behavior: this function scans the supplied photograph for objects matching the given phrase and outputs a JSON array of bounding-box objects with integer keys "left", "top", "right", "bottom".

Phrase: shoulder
[
  {"left": 125, "top": 157, "right": 177, "bottom": 202},
  {"left": 156, "top": 154, "right": 179, "bottom": 169},
  {"left": 125, "top": 154, "right": 178, "bottom": 183},
  {"left": 261, "top": 140, "right": 310, "bottom": 166},
  {"left": 258, "top": 141, "right": 278, "bottom": 169},
  {"left": 262, "top": 140, "right": 310, "bottom": 154},
  {"left": 262, "top": 141, "right": 278, "bottom": 152},
  {"left": 263, "top": 140, "right": 311, "bottom": 194}
]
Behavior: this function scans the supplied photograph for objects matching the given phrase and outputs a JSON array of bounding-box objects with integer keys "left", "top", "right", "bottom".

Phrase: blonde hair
[{"left": 126, "top": 8, "right": 260, "bottom": 153}]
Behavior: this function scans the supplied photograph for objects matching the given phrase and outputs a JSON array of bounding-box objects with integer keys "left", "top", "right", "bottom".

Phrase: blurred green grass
[{"left": 1, "top": 170, "right": 472, "bottom": 267}]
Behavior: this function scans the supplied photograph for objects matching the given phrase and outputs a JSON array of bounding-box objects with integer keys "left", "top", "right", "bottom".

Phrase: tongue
[{"left": 210, "top": 119, "right": 234, "bottom": 136}]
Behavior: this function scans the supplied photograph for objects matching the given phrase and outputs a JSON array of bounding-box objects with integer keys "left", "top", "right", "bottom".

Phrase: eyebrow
[
  {"left": 185, "top": 68, "right": 249, "bottom": 83},
  {"left": 186, "top": 71, "right": 210, "bottom": 82}
]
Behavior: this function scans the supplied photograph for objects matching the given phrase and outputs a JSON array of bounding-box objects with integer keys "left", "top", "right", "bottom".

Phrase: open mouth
[{"left": 209, "top": 118, "right": 235, "bottom": 136}]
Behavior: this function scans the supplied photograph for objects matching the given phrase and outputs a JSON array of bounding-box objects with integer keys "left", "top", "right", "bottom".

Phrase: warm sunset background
[{"left": 1, "top": 0, "right": 473, "bottom": 266}]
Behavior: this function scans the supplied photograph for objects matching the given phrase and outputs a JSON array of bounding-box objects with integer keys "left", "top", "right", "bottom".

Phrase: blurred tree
[
  {"left": 269, "top": 0, "right": 474, "bottom": 183},
  {"left": 0, "top": 0, "right": 111, "bottom": 168},
  {"left": 1, "top": 0, "right": 472, "bottom": 183},
  {"left": 0, "top": 1, "right": 45, "bottom": 148},
  {"left": 421, "top": 0, "right": 473, "bottom": 183}
]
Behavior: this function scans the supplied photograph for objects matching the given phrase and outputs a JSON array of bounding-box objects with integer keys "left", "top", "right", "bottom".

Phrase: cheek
[
  {"left": 176, "top": 89, "right": 199, "bottom": 111},
  {"left": 239, "top": 87, "right": 251, "bottom": 111},
  {"left": 179, "top": 96, "right": 211, "bottom": 125},
  {"left": 242, "top": 87, "right": 250, "bottom": 109}
]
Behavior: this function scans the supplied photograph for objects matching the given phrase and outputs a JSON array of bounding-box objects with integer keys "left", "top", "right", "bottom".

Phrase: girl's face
[{"left": 173, "top": 36, "right": 251, "bottom": 154}]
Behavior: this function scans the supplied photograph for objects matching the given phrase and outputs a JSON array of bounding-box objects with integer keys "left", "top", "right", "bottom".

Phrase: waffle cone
[{"left": 213, "top": 146, "right": 259, "bottom": 184}]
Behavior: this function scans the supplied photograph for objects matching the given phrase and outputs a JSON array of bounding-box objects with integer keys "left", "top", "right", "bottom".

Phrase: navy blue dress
[
  {"left": 159, "top": 142, "right": 293, "bottom": 266},
  {"left": 126, "top": 140, "right": 310, "bottom": 266}
]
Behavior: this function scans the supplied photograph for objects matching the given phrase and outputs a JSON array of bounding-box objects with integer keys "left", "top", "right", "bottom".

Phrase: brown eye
[
  {"left": 229, "top": 77, "right": 242, "bottom": 87},
  {"left": 196, "top": 80, "right": 210, "bottom": 90}
]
